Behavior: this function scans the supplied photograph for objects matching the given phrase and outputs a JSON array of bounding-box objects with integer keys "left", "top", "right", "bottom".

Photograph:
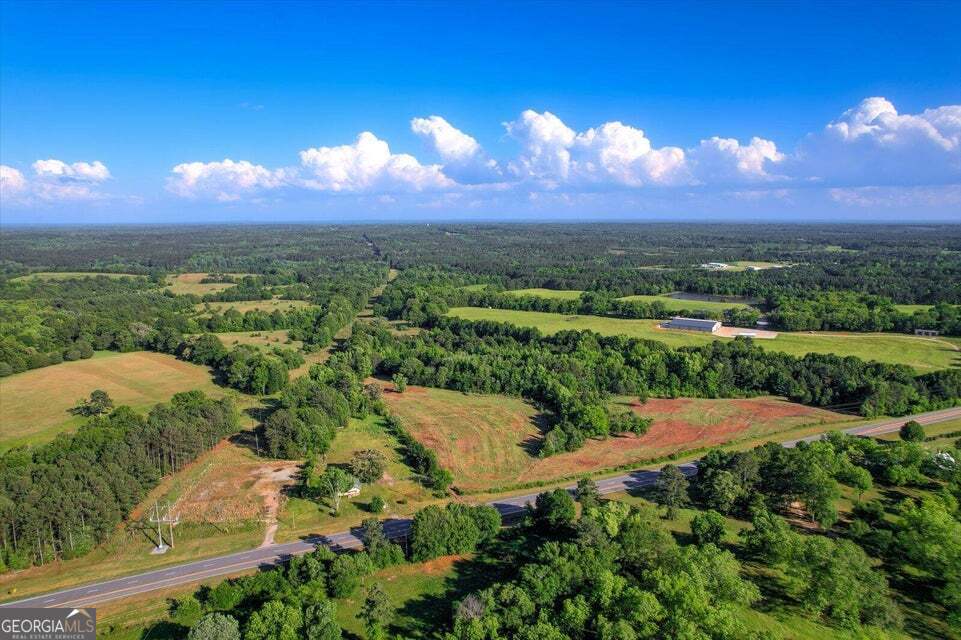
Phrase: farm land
[
  {"left": 0, "top": 351, "right": 243, "bottom": 450},
  {"left": 164, "top": 272, "right": 250, "bottom": 296},
  {"left": 382, "top": 386, "right": 851, "bottom": 493},
  {"left": 446, "top": 307, "right": 961, "bottom": 372}
]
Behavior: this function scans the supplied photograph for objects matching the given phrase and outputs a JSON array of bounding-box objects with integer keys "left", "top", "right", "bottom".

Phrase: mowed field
[
  {"left": 381, "top": 386, "right": 850, "bottom": 492},
  {"left": 197, "top": 299, "right": 315, "bottom": 314},
  {"left": 0, "top": 351, "right": 225, "bottom": 449},
  {"left": 447, "top": 307, "right": 961, "bottom": 372},
  {"left": 165, "top": 272, "right": 248, "bottom": 295},
  {"left": 503, "top": 288, "right": 750, "bottom": 312}
]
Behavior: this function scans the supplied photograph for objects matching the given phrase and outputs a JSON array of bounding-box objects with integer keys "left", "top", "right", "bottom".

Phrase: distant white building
[
  {"left": 915, "top": 328, "right": 940, "bottom": 337},
  {"left": 699, "top": 262, "right": 729, "bottom": 270},
  {"left": 339, "top": 479, "right": 362, "bottom": 498},
  {"left": 664, "top": 317, "right": 721, "bottom": 333}
]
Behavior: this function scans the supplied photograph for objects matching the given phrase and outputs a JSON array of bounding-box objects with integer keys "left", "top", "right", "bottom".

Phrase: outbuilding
[{"left": 664, "top": 317, "right": 721, "bottom": 333}]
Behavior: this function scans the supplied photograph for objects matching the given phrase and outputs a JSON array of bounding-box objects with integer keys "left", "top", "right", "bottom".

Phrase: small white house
[{"left": 339, "top": 479, "right": 362, "bottom": 498}]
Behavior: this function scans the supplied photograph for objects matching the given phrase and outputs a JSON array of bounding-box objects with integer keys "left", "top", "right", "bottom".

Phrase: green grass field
[
  {"left": 894, "top": 304, "right": 934, "bottom": 313},
  {"left": 197, "top": 299, "right": 315, "bottom": 314},
  {"left": 10, "top": 271, "right": 142, "bottom": 281},
  {"left": 165, "top": 272, "right": 248, "bottom": 295},
  {"left": 447, "top": 307, "right": 961, "bottom": 372},
  {"left": 503, "top": 288, "right": 750, "bottom": 312},
  {"left": 616, "top": 293, "right": 749, "bottom": 312},
  {"left": 0, "top": 351, "right": 233, "bottom": 449}
]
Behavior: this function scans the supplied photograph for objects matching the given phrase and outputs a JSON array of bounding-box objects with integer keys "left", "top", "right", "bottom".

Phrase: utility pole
[{"left": 149, "top": 501, "right": 179, "bottom": 554}]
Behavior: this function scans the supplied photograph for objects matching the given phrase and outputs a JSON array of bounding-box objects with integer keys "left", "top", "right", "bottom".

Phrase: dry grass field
[
  {"left": 197, "top": 299, "right": 315, "bottom": 314},
  {"left": 382, "top": 386, "right": 850, "bottom": 492},
  {"left": 0, "top": 351, "right": 227, "bottom": 449},
  {"left": 214, "top": 329, "right": 299, "bottom": 349},
  {"left": 165, "top": 272, "right": 248, "bottom": 295}
]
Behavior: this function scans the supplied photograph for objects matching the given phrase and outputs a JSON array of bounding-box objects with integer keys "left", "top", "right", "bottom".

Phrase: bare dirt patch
[{"left": 164, "top": 442, "right": 299, "bottom": 545}]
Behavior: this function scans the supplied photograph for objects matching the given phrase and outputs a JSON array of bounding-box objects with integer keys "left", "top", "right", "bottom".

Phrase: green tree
[
  {"left": 369, "top": 495, "right": 385, "bottom": 513},
  {"left": 304, "top": 601, "right": 341, "bottom": 640},
  {"left": 575, "top": 477, "right": 601, "bottom": 510},
  {"left": 244, "top": 601, "right": 303, "bottom": 640},
  {"left": 691, "top": 510, "right": 727, "bottom": 546},
  {"left": 349, "top": 449, "right": 387, "bottom": 483},
  {"left": 188, "top": 613, "right": 240, "bottom": 640},
  {"left": 392, "top": 373, "right": 407, "bottom": 393},
  {"left": 654, "top": 464, "right": 689, "bottom": 519},
  {"left": 700, "top": 469, "right": 743, "bottom": 515},
  {"left": 534, "top": 489, "right": 576, "bottom": 529},
  {"left": 359, "top": 583, "right": 393, "bottom": 640},
  {"left": 318, "top": 466, "right": 355, "bottom": 515},
  {"left": 899, "top": 420, "right": 925, "bottom": 442}
]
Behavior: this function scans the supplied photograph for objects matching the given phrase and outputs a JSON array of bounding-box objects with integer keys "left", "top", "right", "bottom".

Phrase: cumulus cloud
[
  {"left": 32, "top": 159, "right": 111, "bottom": 182},
  {"left": 504, "top": 111, "right": 776, "bottom": 189},
  {"left": 790, "top": 97, "right": 961, "bottom": 185},
  {"left": 299, "top": 131, "right": 453, "bottom": 193},
  {"left": 1, "top": 159, "right": 113, "bottom": 205},
  {"left": 410, "top": 116, "right": 501, "bottom": 183},
  {"left": 687, "top": 136, "right": 784, "bottom": 184},
  {"left": 167, "top": 159, "right": 289, "bottom": 201},
  {"left": 158, "top": 96, "right": 958, "bottom": 209},
  {"left": 571, "top": 121, "right": 688, "bottom": 186}
]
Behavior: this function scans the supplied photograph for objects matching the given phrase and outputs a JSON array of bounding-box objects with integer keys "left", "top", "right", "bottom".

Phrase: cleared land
[
  {"left": 154, "top": 440, "right": 298, "bottom": 545},
  {"left": 214, "top": 330, "right": 299, "bottom": 349},
  {"left": 10, "top": 271, "right": 141, "bottom": 281},
  {"left": 165, "top": 272, "right": 247, "bottom": 295},
  {"left": 504, "top": 288, "right": 750, "bottom": 312},
  {"left": 0, "top": 351, "right": 226, "bottom": 449},
  {"left": 197, "top": 299, "right": 315, "bottom": 314},
  {"left": 382, "top": 386, "right": 848, "bottom": 492},
  {"left": 894, "top": 304, "right": 934, "bottom": 313},
  {"left": 446, "top": 307, "right": 961, "bottom": 372}
]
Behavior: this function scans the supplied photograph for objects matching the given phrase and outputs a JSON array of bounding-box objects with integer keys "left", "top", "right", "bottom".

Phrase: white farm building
[{"left": 664, "top": 317, "right": 721, "bottom": 333}]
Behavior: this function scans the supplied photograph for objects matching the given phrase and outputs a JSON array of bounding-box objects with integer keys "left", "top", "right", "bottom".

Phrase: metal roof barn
[{"left": 665, "top": 317, "right": 721, "bottom": 333}]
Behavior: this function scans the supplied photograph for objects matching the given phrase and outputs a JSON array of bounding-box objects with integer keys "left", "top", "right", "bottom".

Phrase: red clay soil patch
[
  {"left": 385, "top": 386, "right": 848, "bottom": 491},
  {"left": 517, "top": 397, "right": 847, "bottom": 484}
]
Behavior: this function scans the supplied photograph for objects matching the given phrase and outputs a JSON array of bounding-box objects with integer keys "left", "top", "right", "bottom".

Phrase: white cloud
[
  {"left": 572, "top": 121, "right": 688, "bottom": 186},
  {"left": 504, "top": 110, "right": 576, "bottom": 183},
  {"left": 1, "top": 159, "right": 114, "bottom": 205},
  {"left": 0, "top": 165, "right": 27, "bottom": 197},
  {"left": 410, "top": 115, "right": 501, "bottom": 184},
  {"left": 410, "top": 116, "right": 481, "bottom": 162},
  {"left": 32, "top": 159, "right": 111, "bottom": 182},
  {"left": 791, "top": 97, "right": 961, "bottom": 185},
  {"left": 157, "top": 96, "right": 959, "bottom": 212},
  {"left": 299, "top": 131, "right": 453, "bottom": 193},
  {"left": 687, "top": 136, "right": 784, "bottom": 184},
  {"left": 167, "top": 159, "right": 288, "bottom": 201}
]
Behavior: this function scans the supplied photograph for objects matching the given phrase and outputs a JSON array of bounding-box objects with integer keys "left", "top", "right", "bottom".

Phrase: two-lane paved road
[{"left": 4, "top": 405, "right": 959, "bottom": 609}]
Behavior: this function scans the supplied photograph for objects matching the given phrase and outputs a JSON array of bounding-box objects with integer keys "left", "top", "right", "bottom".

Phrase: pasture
[
  {"left": 197, "top": 299, "right": 315, "bottom": 314},
  {"left": 381, "top": 386, "right": 848, "bottom": 492},
  {"left": 165, "top": 272, "right": 247, "bottom": 295},
  {"left": 10, "top": 271, "right": 141, "bottom": 281},
  {"left": 0, "top": 351, "right": 226, "bottom": 449},
  {"left": 446, "top": 307, "right": 961, "bottom": 372},
  {"left": 214, "top": 330, "right": 298, "bottom": 349},
  {"left": 503, "top": 288, "right": 751, "bottom": 312}
]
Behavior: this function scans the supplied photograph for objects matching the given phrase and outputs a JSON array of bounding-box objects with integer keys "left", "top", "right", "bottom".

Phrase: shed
[{"left": 664, "top": 317, "right": 721, "bottom": 333}]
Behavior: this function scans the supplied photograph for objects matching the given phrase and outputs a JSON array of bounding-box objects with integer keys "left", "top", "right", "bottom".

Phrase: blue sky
[{"left": 1, "top": 0, "right": 959, "bottom": 223}]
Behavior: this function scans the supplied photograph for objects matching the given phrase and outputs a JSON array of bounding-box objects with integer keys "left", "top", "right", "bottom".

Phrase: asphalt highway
[{"left": 4, "top": 405, "right": 960, "bottom": 609}]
